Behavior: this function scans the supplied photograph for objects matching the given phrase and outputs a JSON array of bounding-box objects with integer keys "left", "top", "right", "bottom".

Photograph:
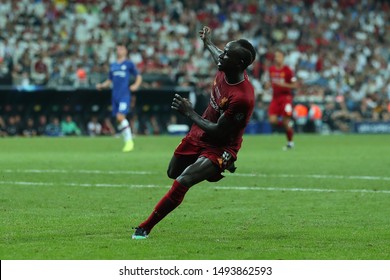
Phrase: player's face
[
  {"left": 218, "top": 42, "right": 242, "bottom": 71},
  {"left": 116, "top": 45, "right": 127, "bottom": 58},
  {"left": 274, "top": 51, "right": 284, "bottom": 65}
]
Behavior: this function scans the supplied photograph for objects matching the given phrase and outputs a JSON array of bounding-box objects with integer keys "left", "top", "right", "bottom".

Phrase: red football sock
[
  {"left": 139, "top": 180, "right": 189, "bottom": 233},
  {"left": 286, "top": 127, "right": 294, "bottom": 142}
]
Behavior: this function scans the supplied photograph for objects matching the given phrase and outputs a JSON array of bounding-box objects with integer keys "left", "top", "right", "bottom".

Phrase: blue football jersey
[{"left": 109, "top": 60, "right": 139, "bottom": 100}]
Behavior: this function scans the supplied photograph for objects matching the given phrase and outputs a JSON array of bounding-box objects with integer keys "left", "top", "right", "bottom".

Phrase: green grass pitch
[{"left": 1, "top": 134, "right": 389, "bottom": 260}]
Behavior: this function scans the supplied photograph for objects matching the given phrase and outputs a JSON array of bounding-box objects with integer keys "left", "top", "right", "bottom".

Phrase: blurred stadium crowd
[{"left": 0, "top": 0, "right": 389, "bottom": 136}]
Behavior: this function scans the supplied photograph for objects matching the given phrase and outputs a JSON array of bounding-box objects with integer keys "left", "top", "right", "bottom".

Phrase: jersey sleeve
[
  {"left": 285, "top": 67, "right": 295, "bottom": 83},
  {"left": 127, "top": 61, "right": 139, "bottom": 76}
]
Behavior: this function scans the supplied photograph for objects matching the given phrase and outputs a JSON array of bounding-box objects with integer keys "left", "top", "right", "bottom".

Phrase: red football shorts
[
  {"left": 268, "top": 95, "right": 293, "bottom": 117},
  {"left": 173, "top": 137, "right": 234, "bottom": 182}
]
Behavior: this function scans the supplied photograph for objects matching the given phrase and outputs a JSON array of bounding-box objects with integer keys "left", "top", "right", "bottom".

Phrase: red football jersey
[
  {"left": 186, "top": 71, "right": 255, "bottom": 158},
  {"left": 269, "top": 65, "right": 295, "bottom": 98}
]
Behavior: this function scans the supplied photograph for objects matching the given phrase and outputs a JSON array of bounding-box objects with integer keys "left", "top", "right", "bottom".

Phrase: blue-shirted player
[{"left": 96, "top": 42, "right": 142, "bottom": 152}]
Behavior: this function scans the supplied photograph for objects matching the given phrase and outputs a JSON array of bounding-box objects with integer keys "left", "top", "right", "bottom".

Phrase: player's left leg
[
  {"left": 133, "top": 157, "right": 219, "bottom": 239},
  {"left": 167, "top": 154, "right": 198, "bottom": 180},
  {"left": 167, "top": 137, "right": 200, "bottom": 179},
  {"left": 117, "top": 112, "right": 134, "bottom": 152},
  {"left": 282, "top": 115, "right": 294, "bottom": 150},
  {"left": 282, "top": 99, "right": 294, "bottom": 150}
]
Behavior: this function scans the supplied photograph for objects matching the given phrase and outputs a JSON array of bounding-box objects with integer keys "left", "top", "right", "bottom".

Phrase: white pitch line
[
  {"left": 214, "top": 186, "right": 390, "bottom": 194},
  {"left": 228, "top": 173, "right": 390, "bottom": 181},
  {"left": 1, "top": 181, "right": 389, "bottom": 194},
  {"left": 3, "top": 169, "right": 390, "bottom": 182}
]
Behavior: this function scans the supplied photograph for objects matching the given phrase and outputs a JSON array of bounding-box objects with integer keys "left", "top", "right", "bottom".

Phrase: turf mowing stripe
[
  {"left": 0, "top": 181, "right": 158, "bottom": 188},
  {"left": 3, "top": 169, "right": 390, "bottom": 181},
  {"left": 1, "top": 181, "right": 389, "bottom": 194},
  {"left": 3, "top": 169, "right": 154, "bottom": 175}
]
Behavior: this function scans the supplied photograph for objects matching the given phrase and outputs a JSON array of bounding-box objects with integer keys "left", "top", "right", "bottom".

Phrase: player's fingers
[
  {"left": 172, "top": 97, "right": 182, "bottom": 105},
  {"left": 199, "top": 27, "right": 210, "bottom": 38},
  {"left": 172, "top": 99, "right": 183, "bottom": 109}
]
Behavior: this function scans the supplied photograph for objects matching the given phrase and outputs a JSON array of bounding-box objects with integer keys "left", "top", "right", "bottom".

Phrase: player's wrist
[
  {"left": 186, "top": 109, "right": 196, "bottom": 119},
  {"left": 203, "top": 38, "right": 213, "bottom": 46}
]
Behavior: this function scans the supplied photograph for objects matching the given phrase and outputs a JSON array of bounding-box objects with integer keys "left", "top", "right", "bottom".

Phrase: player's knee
[
  {"left": 268, "top": 117, "right": 278, "bottom": 125},
  {"left": 167, "top": 169, "right": 175, "bottom": 179},
  {"left": 167, "top": 168, "right": 178, "bottom": 180},
  {"left": 116, "top": 114, "right": 125, "bottom": 122},
  {"left": 175, "top": 174, "right": 194, "bottom": 188}
]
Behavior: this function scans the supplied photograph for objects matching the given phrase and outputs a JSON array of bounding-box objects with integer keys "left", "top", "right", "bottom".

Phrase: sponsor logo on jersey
[
  {"left": 219, "top": 97, "right": 228, "bottom": 109},
  {"left": 113, "top": 71, "right": 126, "bottom": 77}
]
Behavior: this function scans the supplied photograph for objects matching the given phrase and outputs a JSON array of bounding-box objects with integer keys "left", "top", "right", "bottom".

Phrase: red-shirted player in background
[
  {"left": 132, "top": 26, "right": 256, "bottom": 239},
  {"left": 265, "top": 49, "right": 298, "bottom": 150}
]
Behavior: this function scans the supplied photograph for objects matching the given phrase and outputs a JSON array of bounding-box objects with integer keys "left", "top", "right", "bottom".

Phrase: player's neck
[
  {"left": 117, "top": 56, "right": 126, "bottom": 63},
  {"left": 224, "top": 71, "right": 244, "bottom": 85},
  {"left": 275, "top": 63, "right": 283, "bottom": 69}
]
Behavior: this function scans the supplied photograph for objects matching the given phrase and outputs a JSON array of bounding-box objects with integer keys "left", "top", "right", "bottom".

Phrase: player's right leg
[
  {"left": 268, "top": 114, "right": 279, "bottom": 127},
  {"left": 132, "top": 157, "right": 219, "bottom": 239},
  {"left": 268, "top": 100, "right": 281, "bottom": 132}
]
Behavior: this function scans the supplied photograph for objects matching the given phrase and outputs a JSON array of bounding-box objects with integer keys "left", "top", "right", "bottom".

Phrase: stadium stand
[{"left": 0, "top": 0, "right": 389, "bottom": 135}]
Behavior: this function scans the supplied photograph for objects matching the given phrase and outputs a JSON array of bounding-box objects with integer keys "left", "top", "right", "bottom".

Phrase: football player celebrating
[{"left": 132, "top": 26, "right": 256, "bottom": 239}]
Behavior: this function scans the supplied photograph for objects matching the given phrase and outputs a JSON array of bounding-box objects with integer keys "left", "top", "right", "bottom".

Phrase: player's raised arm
[{"left": 199, "top": 26, "right": 223, "bottom": 66}]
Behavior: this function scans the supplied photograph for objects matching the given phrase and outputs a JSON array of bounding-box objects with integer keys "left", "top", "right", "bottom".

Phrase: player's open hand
[
  {"left": 199, "top": 26, "right": 211, "bottom": 42},
  {"left": 96, "top": 83, "right": 103, "bottom": 91},
  {"left": 130, "top": 85, "right": 139, "bottom": 91},
  {"left": 171, "top": 94, "right": 193, "bottom": 117}
]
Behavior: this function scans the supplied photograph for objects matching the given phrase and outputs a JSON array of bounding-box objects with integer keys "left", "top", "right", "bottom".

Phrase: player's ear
[{"left": 237, "top": 59, "right": 245, "bottom": 70}]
